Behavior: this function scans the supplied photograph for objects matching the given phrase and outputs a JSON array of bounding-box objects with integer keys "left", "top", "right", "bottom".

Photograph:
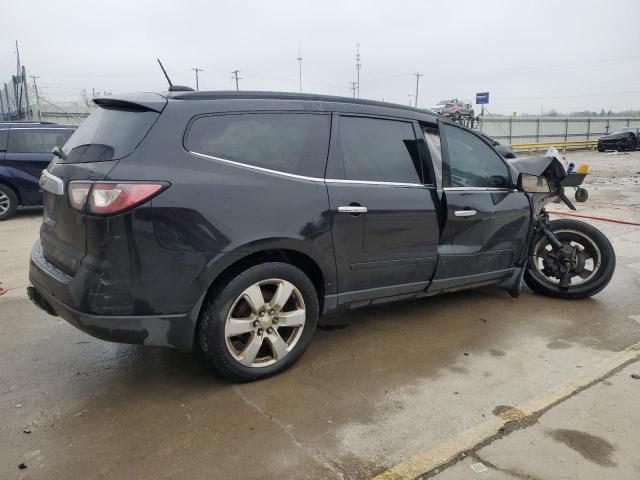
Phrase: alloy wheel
[
  {"left": 224, "top": 278, "right": 306, "bottom": 368},
  {"left": 531, "top": 229, "right": 602, "bottom": 287},
  {"left": 0, "top": 191, "right": 10, "bottom": 215}
]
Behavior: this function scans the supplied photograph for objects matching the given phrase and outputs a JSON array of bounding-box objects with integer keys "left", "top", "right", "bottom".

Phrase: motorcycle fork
[{"left": 540, "top": 225, "right": 575, "bottom": 289}]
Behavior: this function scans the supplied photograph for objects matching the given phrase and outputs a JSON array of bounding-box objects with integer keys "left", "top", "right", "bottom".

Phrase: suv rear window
[
  {"left": 7, "top": 128, "right": 74, "bottom": 154},
  {"left": 61, "top": 107, "right": 159, "bottom": 163},
  {"left": 185, "top": 113, "right": 330, "bottom": 178}
]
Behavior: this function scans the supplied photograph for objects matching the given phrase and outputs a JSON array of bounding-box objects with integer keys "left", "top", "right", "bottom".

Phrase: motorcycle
[{"left": 509, "top": 152, "right": 616, "bottom": 299}]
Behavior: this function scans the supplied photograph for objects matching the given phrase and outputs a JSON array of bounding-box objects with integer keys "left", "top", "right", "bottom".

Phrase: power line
[
  {"left": 231, "top": 70, "right": 242, "bottom": 91},
  {"left": 191, "top": 67, "right": 204, "bottom": 91}
]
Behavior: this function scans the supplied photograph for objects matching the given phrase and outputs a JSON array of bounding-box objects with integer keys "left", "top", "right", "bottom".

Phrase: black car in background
[
  {"left": 597, "top": 127, "right": 639, "bottom": 152},
  {"left": 0, "top": 122, "right": 76, "bottom": 220},
  {"left": 478, "top": 132, "right": 516, "bottom": 158}
]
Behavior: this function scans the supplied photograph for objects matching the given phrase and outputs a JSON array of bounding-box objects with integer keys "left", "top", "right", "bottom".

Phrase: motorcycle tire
[{"left": 524, "top": 219, "right": 615, "bottom": 299}]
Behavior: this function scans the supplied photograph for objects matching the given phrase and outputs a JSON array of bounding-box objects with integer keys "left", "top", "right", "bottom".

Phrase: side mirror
[{"left": 517, "top": 173, "right": 551, "bottom": 193}]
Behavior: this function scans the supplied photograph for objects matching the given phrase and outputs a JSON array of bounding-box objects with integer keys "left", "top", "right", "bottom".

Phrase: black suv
[{"left": 29, "top": 91, "right": 532, "bottom": 381}]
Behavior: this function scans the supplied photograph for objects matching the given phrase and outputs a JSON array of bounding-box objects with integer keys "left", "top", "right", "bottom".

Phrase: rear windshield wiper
[{"left": 52, "top": 146, "right": 67, "bottom": 160}]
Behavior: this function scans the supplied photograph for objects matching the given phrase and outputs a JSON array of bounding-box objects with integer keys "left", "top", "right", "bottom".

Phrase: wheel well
[
  {"left": 0, "top": 179, "right": 20, "bottom": 203},
  {"left": 205, "top": 249, "right": 326, "bottom": 312}
]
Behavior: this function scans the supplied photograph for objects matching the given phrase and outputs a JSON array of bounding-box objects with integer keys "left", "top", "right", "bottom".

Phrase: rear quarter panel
[{"left": 106, "top": 100, "right": 338, "bottom": 301}]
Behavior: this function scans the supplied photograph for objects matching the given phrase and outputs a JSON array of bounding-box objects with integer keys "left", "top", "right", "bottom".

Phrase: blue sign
[{"left": 476, "top": 92, "right": 489, "bottom": 105}]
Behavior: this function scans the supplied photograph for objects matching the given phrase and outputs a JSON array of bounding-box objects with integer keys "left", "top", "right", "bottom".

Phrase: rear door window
[
  {"left": 186, "top": 113, "right": 331, "bottom": 178},
  {"left": 7, "top": 128, "right": 74, "bottom": 153},
  {"left": 339, "top": 116, "right": 422, "bottom": 183},
  {"left": 62, "top": 107, "right": 159, "bottom": 163}
]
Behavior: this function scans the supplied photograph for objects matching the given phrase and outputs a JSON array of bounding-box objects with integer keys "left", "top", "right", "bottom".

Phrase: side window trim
[
  {"left": 439, "top": 120, "right": 512, "bottom": 189},
  {"left": 333, "top": 113, "right": 426, "bottom": 186}
]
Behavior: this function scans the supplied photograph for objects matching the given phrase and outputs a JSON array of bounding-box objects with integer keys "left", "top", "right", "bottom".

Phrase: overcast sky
[{"left": 1, "top": 0, "right": 639, "bottom": 114}]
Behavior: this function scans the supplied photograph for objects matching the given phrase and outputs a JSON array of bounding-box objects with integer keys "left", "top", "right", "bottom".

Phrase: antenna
[
  {"left": 156, "top": 59, "right": 194, "bottom": 92},
  {"left": 157, "top": 59, "right": 173, "bottom": 87}
]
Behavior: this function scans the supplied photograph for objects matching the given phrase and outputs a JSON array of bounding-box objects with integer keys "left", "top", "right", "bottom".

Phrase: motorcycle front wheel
[{"left": 524, "top": 219, "right": 616, "bottom": 299}]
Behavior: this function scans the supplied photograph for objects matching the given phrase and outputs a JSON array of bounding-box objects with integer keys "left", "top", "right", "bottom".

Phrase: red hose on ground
[{"left": 548, "top": 210, "right": 640, "bottom": 226}]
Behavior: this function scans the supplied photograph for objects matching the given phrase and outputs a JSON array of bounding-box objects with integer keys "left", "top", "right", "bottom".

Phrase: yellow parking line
[{"left": 372, "top": 342, "right": 640, "bottom": 480}]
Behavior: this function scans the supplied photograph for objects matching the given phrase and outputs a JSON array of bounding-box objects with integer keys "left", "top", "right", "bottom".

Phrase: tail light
[
  {"left": 68, "top": 182, "right": 92, "bottom": 211},
  {"left": 68, "top": 181, "right": 168, "bottom": 215}
]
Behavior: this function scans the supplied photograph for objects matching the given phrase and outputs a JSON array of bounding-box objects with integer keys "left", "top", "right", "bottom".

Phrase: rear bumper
[{"left": 28, "top": 241, "right": 200, "bottom": 352}]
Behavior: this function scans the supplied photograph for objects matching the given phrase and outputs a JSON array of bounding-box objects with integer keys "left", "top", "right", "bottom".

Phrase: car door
[
  {"left": 427, "top": 121, "right": 531, "bottom": 290},
  {"left": 327, "top": 114, "right": 440, "bottom": 304},
  {"left": 0, "top": 127, "right": 6, "bottom": 167},
  {"left": 5, "top": 127, "right": 74, "bottom": 205}
]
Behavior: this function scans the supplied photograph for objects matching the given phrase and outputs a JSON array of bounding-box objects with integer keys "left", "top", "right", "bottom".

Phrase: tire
[
  {"left": 197, "top": 262, "right": 319, "bottom": 382},
  {"left": 0, "top": 184, "right": 19, "bottom": 221},
  {"left": 628, "top": 138, "right": 637, "bottom": 151},
  {"left": 597, "top": 145, "right": 605, "bottom": 152},
  {"left": 574, "top": 187, "right": 588, "bottom": 202},
  {"left": 524, "top": 219, "right": 615, "bottom": 299}
]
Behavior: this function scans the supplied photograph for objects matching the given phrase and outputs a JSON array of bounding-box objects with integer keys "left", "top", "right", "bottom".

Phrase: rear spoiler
[{"left": 93, "top": 93, "right": 167, "bottom": 113}]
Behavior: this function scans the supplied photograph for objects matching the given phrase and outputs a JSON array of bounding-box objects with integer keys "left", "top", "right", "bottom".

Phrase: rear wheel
[
  {"left": 198, "top": 262, "right": 319, "bottom": 382},
  {"left": 628, "top": 137, "right": 637, "bottom": 151},
  {"left": 524, "top": 219, "right": 615, "bottom": 299},
  {"left": 0, "top": 184, "right": 18, "bottom": 221}
]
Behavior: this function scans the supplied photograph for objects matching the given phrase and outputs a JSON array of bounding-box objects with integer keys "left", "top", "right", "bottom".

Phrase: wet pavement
[
  {"left": 434, "top": 362, "right": 640, "bottom": 480},
  {"left": 1, "top": 151, "right": 639, "bottom": 479}
]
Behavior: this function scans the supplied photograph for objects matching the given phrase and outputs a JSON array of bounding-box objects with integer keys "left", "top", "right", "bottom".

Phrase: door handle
[
  {"left": 338, "top": 205, "right": 368, "bottom": 214},
  {"left": 454, "top": 209, "right": 477, "bottom": 217}
]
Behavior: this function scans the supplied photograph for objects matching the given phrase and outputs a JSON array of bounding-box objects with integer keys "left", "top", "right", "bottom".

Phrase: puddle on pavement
[
  {"left": 547, "top": 339, "right": 573, "bottom": 350},
  {"left": 548, "top": 428, "right": 617, "bottom": 467}
]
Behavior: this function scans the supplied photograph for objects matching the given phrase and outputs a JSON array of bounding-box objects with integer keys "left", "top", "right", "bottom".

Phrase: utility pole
[
  {"left": 408, "top": 94, "right": 415, "bottom": 106},
  {"left": 349, "top": 82, "right": 357, "bottom": 98},
  {"left": 191, "top": 67, "right": 204, "bottom": 91},
  {"left": 231, "top": 70, "right": 242, "bottom": 91},
  {"left": 30, "top": 75, "right": 41, "bottom": 121},
  {"left": 413, "top": 73, "right": 423, "bottom": 108},
  {"left": 297, "top": 45, "right": 303, "bottom": 93},
  {"left": 355, "top": 43, "right": 361, "bottom": 98},
  {"left": 21, "top": 66, "right": 30, "bottom": 120},
  {"left": 14, "top": 41, "right": 22, "bottom": 119}
]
